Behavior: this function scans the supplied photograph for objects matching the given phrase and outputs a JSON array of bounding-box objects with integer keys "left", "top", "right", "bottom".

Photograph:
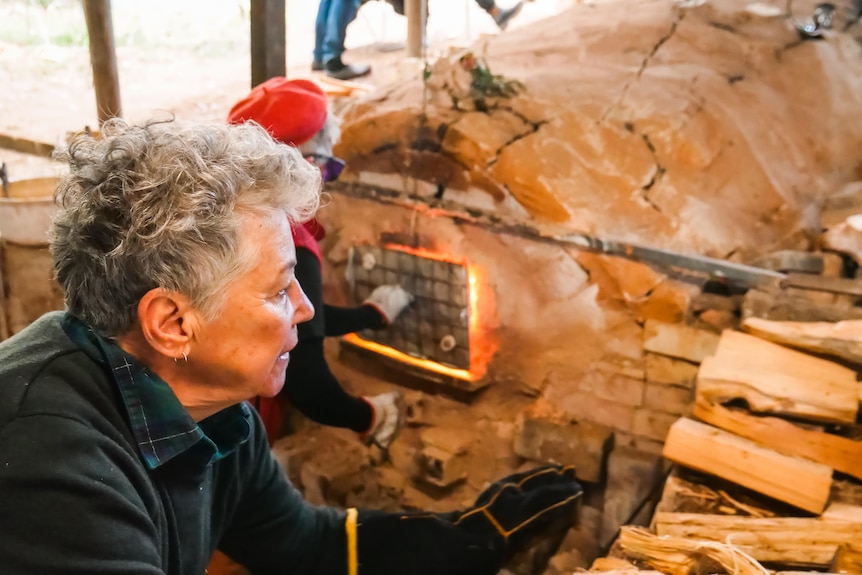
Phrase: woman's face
[{"left": 187, "top": 213, "right": 314, "bottom": 404}]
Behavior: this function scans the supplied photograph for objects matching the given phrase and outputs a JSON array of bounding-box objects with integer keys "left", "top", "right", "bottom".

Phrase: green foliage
[{"left": 458, "top": 52, "right": 524, "bottom": 111}]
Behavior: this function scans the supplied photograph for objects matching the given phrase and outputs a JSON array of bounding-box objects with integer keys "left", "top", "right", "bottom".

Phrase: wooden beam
[
  {"left": 663, "top": 417, "right": 833, "bottom": 514},
  {"left": 697, "top": 330, "right": 859, "bottom": 424},
  {"left": 0, "top": 246, "right": 9, "bottom": 342},
  {"left": 82, "top": 0, "right": 121, "bottom": 123},
  {"left": 405, "top": 0, "right": 427, "bottom": 58},
  {"left": 654, "top": 506, "right": 862, "bottom": 567},
  {"left": 0, "top": 134, "right": 54, "bottom": 158},
  {"left": 250, "top": 0, "right": 286, "bottom": 87},
  {"left": 693, "top": 398, "right": 862, "bottom": 480}
]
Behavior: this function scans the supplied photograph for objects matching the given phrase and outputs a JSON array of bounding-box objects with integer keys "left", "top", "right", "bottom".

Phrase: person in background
[
  {"left": 313, "top": 0, "right": 525, "bottom": 80},
  {"left": 0, "top": 117, "right": 583, "bottom": 574},
  {"left": 477, "top": 0, "right": 524, "bottom": 29},
  {"left": 228, "top": 77, "right": 410, "bottom": 449},
  {"left": 381, "top": 0, "right": 525, "bottom": 30},
  {"left": 313, "top": 0, "right": 371, "bottom": 80}
]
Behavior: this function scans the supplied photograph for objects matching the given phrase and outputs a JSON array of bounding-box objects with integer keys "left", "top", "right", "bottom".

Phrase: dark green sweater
[{"left": 0, "top": 312, "right": 347, "bottom": 575}]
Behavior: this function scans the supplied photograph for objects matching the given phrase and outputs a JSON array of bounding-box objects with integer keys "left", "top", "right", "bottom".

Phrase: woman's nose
[{"left": 291, "top": 280, "right": 315, "bottom": 325}]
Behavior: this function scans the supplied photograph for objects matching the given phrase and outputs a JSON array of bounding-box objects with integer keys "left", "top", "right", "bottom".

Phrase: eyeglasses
[{"left": 304, "top": 154, "right": 346, "bottom": 183}]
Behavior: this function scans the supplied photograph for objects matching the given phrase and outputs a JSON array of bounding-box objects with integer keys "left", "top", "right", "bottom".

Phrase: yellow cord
[{"left": 346, "top": 507, "right": 358, "bottom": 575}]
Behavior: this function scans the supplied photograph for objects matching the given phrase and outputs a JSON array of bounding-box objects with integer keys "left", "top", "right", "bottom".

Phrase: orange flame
[{"left": 345, "top": 244, "right": 495, "bottom": 382}]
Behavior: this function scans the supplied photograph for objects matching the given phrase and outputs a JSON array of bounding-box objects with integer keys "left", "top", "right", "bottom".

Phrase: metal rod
[{"left": 328, "top": 182, "right": 862, "bottom": 297}]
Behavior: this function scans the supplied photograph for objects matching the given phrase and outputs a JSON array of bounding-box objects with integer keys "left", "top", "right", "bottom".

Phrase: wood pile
[{"left": 603, "top": 306, "right": 862, "bottom": 574}]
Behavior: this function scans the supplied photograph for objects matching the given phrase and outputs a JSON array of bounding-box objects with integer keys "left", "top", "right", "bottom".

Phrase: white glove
[
  {"left": 362, "top": 391, "right": 406, "bottom": 449},
  {"left": 364, "top": 284, "right": 413, "bottom": 324}
]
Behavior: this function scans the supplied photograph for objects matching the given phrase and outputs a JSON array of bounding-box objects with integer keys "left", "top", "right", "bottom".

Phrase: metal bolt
[
  {"left": 439, "top": 334, "right": 457, "bottom": 352},
  {"left": 362, "top": 252, "right": 377, "bottom": 270}
]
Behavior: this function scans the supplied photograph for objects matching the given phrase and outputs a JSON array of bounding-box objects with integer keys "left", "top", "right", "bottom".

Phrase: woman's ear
[{"left": 136, "top": 288, "right": 195, "bottom": 359}]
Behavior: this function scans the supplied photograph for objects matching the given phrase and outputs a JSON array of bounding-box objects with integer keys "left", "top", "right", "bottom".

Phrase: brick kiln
[{"left": 276, "top": 0, "right": 862, "bottom": 571}]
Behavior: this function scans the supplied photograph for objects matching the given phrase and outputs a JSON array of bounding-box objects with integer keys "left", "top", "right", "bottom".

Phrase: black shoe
[
  {"left": 312, "top": 60, "right": 324, "bottom": 71},
  {"left": 494, "top": 1, "right": 524, "bottom": 30},
  {"left": 324, "top": 57, "right": 371, "bottom": 80}
]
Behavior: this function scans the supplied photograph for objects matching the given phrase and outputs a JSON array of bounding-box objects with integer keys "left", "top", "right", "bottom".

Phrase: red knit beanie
[{"left": 227, "top": 77, "right": 328, "bottom": 146}]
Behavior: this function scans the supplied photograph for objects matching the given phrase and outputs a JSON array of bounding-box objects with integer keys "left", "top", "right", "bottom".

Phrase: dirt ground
[{"left": 0, "top": 0, "right": 574, "bottom": 180}]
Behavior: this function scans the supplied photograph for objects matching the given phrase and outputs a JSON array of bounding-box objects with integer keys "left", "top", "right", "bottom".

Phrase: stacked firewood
[{"left": 611, "top": 313, "right": 862, "bottom": 573}]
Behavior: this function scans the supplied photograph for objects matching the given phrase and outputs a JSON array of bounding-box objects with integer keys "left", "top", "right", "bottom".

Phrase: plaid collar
[{"left": 62, "top": 313, "right": 251, "bottom": 470}]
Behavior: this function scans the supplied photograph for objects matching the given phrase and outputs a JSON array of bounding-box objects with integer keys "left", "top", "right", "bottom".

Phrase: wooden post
[
  {"left": 405, "top": 0, "right": 426, "bottom": 58},
  {"left": 250, "top": 0, "right": 286, "bottom": 87},
  {"left": 82, "top": 0, "right": 122, "bottom": 124}
]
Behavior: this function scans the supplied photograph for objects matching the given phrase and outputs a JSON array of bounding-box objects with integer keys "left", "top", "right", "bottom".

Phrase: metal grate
[{"left": 348, "top": 246, "right": 471, "bottom": 370}]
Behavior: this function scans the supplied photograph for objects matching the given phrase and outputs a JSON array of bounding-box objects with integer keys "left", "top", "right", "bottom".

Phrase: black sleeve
[
  {"left": 282, "top": 337, "right": 373, "bottom": 433},
  {"left": 323, "top": 304, "right": 386, "bottom": 336},
  {"left": 356, "top": 510, "right": 502, "bottom": 575},
  {"left": 295, "top": 248, "right": 386, "bottom": 340},
  {"left": 216, "top": 409, "right": 350, "bottom": 575},
  {"left": 296, "top": 248, "right": 327, "bottom": 341}
]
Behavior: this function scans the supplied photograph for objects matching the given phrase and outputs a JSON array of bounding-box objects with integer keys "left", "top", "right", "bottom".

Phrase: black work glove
[{"left": 352, "top": 465, "right": 582, "bottom": 575}]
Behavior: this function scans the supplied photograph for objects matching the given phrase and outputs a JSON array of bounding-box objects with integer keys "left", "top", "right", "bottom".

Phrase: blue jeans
[{"left": 313, "top": 0, "right": 362, "bottom": 64}]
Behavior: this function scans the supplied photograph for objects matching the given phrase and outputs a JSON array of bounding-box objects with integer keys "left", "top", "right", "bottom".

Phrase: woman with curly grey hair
[{"left": 0, "top": 117, "right": 581, "bottom": 575}]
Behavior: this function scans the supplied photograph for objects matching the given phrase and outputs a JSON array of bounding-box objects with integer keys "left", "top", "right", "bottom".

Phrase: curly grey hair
[
  {"left": 297, "top": 109, "right": 341, "bottom": 158},
  {"left": 51, "top": 117, "right": 321, "bottom": 338}
]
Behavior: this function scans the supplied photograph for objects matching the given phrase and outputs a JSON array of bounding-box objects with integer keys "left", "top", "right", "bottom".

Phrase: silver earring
[{"left": 182, "top": 351, "right": 189, "bottom": 363}]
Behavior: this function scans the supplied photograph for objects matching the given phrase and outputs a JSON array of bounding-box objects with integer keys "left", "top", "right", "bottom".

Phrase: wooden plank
[
  {"left": 662, "top": 418, "right": 832, "bottom": 514},
  {"left": 82, "top": 0, "right": 122, "bottom": 123},
  {"left": 654, "top": 508, "right": 862, "bottom": 567},
  {"left": 250, "top": 0, "right": 286, "bottom": 88},
  {"left": 693, "top": 399, "right": 862, "bottom": 480},
  {"left": 743, "top": 316, "right": 862, "bottom": 366},
  {"left": 697, "top": 330, "right": 859, "bottom": 424}
]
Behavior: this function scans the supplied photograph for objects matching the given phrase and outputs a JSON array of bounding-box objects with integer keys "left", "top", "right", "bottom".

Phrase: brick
[
  {"left": 632, "top": 409, "right": 680, "bottom": 443},
  {"left": 594, "top": 358, "right": 646, "bottom": 381},
  {"left": 697, "top": 309, "right": 739, "bottom": 332},
  {"left": 614, "top": 431, "right": 665, "bottom": 456},
  {"left": 577, "top": 370, "right": 645, "bottom": 407},
  {"left": 600, "top": 445, "right": 665, "bottom": 547},
  {"left": 513, "top": 401, "right": 614, "bottom": 483},
  {"left": 557, "top": 390, "right": 636, "bottom": 433},
  {"left": 643, "top": 319, "right": 720, "bottom": 363},
  {"left": 644, "top": 353, "right": 698, "bottom": 388},
  {"left": 643, "top": 383, "right": 694, "bottom": 416},
  {"left": 417, "top": 427, "right": 473, "bottom": 488}
]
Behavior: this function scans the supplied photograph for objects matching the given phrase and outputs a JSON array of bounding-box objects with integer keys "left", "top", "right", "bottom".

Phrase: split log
[
  {"left": 618, "top": 526, "right": 769, "bottom": 575},
  {"left": 696, "top": 330, "right": 859, "bottom": 425},
  {"left": 830, "top": 543, "right": 862, "bottom": 574},
  {"left": 693, "top": 399, "right": 862, "bottom": 481},
  {"left": 663, "top": 418, "right": 832, "bottom": 514},
  {"left": 742, "top": 316, "right": 862, "bottom": 367},
  {"left": 654, "top": 505, "right": 862, "bottom": 567}
]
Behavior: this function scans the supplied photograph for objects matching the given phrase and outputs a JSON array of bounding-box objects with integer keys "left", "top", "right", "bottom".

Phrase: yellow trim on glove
[
  {"left": 346, "top": 507, "right": 358, "bottom": 575},
  {"left": 454, "top": 465, "right": 580, "bottom": 537}
]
